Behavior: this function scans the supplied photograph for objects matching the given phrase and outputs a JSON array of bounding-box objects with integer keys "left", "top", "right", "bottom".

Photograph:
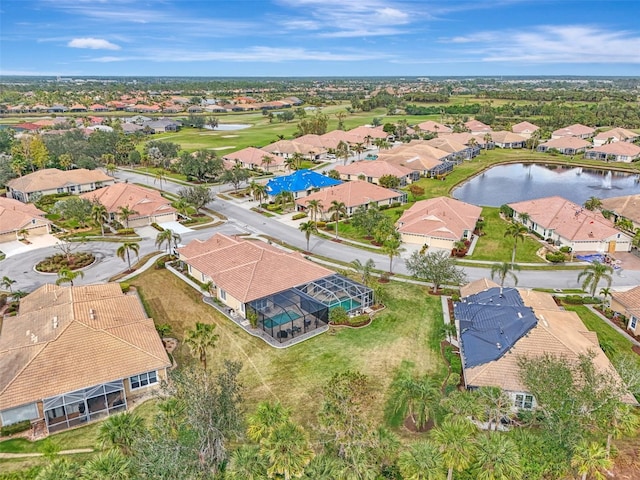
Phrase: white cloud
[
  {"left": 440, "top": 25, "right": 640, "bottom": 64},
  {"left": 68, "top": 37, "right": 120, "bottom": 50}
]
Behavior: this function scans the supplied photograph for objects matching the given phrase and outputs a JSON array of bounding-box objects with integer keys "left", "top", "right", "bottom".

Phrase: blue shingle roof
[
  {"left": 265, "top": 169, "right": 341, "bottom": 196},
  {"left": 455, "top": 287, "right": 537, "bottom": 368}
]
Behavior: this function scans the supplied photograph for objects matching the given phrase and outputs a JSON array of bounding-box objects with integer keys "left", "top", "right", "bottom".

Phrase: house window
[
  {"left": 514, "top": 393, "right": 534, "bottom": 410},
  {"left": 631, "top": 316, "right": 638, "bottom": 331},
  {"left": 129, "top": 371, "right": 158, "bottom": 390},
  {"left": 57, "top": 187, "right": 64, "bottom": 193},
  {"left": 219, "top": 289, "right": 227, "bottom": 301}
]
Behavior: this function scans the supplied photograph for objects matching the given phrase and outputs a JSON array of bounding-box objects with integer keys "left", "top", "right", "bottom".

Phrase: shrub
[
  {"left": 559, "top": 246, "right": 572, "bottom": 253},
  {"left": 266, "top": 204, "right": 282, "bottom": 212},
  {"left": 1, "top": 420, "right": 31, "bottom": 436},
  {"left": 390, "top": 202, "right": 402, "bottom": 208},
  {"left": 379, "top": 204, "right": 390, "bottom": 210},
  {"left": 117, "top": 228, "right": 135, "bottom": 235},
  {"left": 0, "top": 294, "right": 7, "bottom": 308},
  {"left": 120, "top": 282, "right": 130, "bottom": 293},
  {"left": 150, "top": 222, "right": 164, "bottom": 231},
  {"left": 545, "top": 252, "right": 565, "bottom": 263},
  {"left": 562, "top": 295, "right": 585, "bottom": 304},
  {"left": 35, "top": 252, "right": 95, "bottom": 273},
  {"left": 329, "top": 306, "right": 348, "bottom": 324},
  {"left": 316, "top": 221, "right": 327, "bottom": 228},
  {"left": 155, "top": 258, "right": 166, "bottom": 269},
  {"left": 292, "top": 212, "right": 308, "bottom": 220}
]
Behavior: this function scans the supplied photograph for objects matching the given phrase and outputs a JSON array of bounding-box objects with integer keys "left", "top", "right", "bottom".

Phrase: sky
[{"left": 1, "top": 0, "right": 640, "bottom": 77}]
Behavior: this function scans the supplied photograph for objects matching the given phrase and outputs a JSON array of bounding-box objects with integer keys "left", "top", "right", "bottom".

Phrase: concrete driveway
[{"left": 0, "top": 234, "right": 61, "bottom": 258}]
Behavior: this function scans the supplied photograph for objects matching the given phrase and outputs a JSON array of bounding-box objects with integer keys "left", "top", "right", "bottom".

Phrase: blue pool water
[{"left": 263, "top": 312, "right": 301, "bottom": 328}]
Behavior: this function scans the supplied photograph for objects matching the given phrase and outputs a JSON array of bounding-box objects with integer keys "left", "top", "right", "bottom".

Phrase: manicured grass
[
  {"left": 129, "top": 268, "right": 445, "bottom": 426},
  {"left": 469, "top": 207, "right": 543, "bottom": 263}
]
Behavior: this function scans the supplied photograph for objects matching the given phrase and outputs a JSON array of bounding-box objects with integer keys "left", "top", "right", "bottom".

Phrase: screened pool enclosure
[{"left": 248, "top": 274, "right": 373, "bottom": 343}]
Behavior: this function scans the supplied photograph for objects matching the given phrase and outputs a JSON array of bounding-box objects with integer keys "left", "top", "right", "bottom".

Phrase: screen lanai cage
[{"left": 248, "top": 274, "right": 374, "bottom": 343}]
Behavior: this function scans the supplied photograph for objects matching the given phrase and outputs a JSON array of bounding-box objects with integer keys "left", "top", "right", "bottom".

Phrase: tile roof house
[
  {"left": 552, "top": 123, "right": 595, "bottom": 139},
  {"left": 600, "top": 194, "right": 640, "bottom": 230},
  {"left": 320, "top": 129, "right": 367, "bottom": 147},
  {"left": 80, "top": 183, "right": 177, "bottom": 228},
  {"left": 6, "top": 168, "right": 115, "bottom": 203},
  {"left": 593, "top": 127, "right": 639, "bottom": 147},
  {"left": 295, "top": 180, "right": 407, "bottom": 216},
  {"left": 0, "top": 283, "right": 170, "bottom": 433},
  {"left": 610, "top": 286, "right": 640, "bottom": 335},
  {"left": 508, "top": 196, "right": 631, "bottom": 252},
  {"left": 334, "top": 160, "right": 418, "bottom": 186},
  {"left": 464, "top": 119, "right": 493, "bottom": 135},
  {"left": 584, "top": 142, "right": 640, "bottom": 163},
  {"left": 0, "top": 196, "right": 52, "bottom": 243},
  {"left": 537, "top": 137, "right": 591, "bottom": 155},
  {"left": 489, "top": 131, "right": 527, "bottom": 149},
  {"left": 265, "top": 169, "right": 341, "bottom": 199},
  {"left": 424, "top": 137, "right": 476, "bottom": 159},
  {"left": 262, "top": 140, "right": 325, "bottom": 161},
  {"left": 511, "top": 121, "right": 540, "bottom": 138},
  {"left": 396, "top": 196, "right": 482, "bottom": 249},
  {"left": 416, "top": 120, "right": 452, "bottom": 134},
  {"left": 178, "top": 234, "right": 373, "bottom": 343},
  {"left": 455, "top": 282, "right": 636, "bottom": 409},
  {"left": 223, "top": 147, "right": 284, "bottom": 172}
]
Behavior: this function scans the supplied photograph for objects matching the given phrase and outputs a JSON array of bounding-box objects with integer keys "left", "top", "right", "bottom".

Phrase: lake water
[
  {"left": 452, "top": 163, "right": 640, "bottom": 207},
  {"left": 204, "top": 124, "right": 251, "bottom": 131}
]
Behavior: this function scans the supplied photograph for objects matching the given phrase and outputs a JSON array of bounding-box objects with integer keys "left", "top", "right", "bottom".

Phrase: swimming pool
[
  {"left": 263, "top": 311, "right": 301, "bottom": 329},
  {"left": 332, "top": 298, "right": 361, "bottom": 312}
]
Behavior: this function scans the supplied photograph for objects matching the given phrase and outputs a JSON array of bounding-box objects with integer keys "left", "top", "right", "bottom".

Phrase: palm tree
[
  {"left": 391, "top": 372, "right": 441, "bottom": 431},
  {"left": 17, "top": 228, "right": 29, "bottom": 242},
  {"left": 337, "top": 140, "right": 350, "bottom": 165},
  {"left": 284, "top": 156, "right": 296, "bottom": 172},
  {"left": 351, "top": 258, "right": 376, "bottom": 286},
  {"left": 504, "top": 222, "right": 527, "bottom": 265},
  {"left": 227, "top": 445, "right": 269, "bottom": 480},
  {"left": 173, "top": 198, "right": 191, "bottom": 219},
  {"left": 56, "top": 267, "right": 84, "bottom": 286},
  {"left": 302, "top": 453, "right": 344, "bottom": 480},
  {"left": 261, "top": 154, "right": 274, "bottom": 172},
  {"left": 154, "top": 168, "right": 167, "bottom": 191},
  {"left": 353, "top": 142, "right": 366, "bottom": 160},
  {"left": 490, "top": 262, "right": 520, "bottom": 294},
  {"left": 274, "top": 190, "right": 294, "bottom": 211},
  {"left": 291, "top": 152, "right": 305, "bottom": 169},
  {"left": 299, "top": 220, "right": 317, "bottom": 252},
  {"left": 97, "top": 412, "right": 144, "bottom": 456},
  {"left": 571, "top": 440, "right": 612, "bottom": 480},
  {"left": 170, "top": 230, "right": 181, "bottom": 253},
  {"left": 1, "top": 276, "right": 16, "bottom": 293},
  {"left": 578, "top": 261, "right": 613, "bottom": 298},
  {"left": 431, "top": 417, "right": 477, "bottom": 480},
  {"left": 328, "top": 200, "right": 347, "bottom": 239},
  {"left": 80, "top": 449, "right": 133, "bottom": 480},
  {"left": 184, "top": 321, "right": 218, "bottom": 370},
  {"left": 584, "top": 196, "right": 603, "bottom": 211},
  {"left": 155, "top": 228, "right": 173, "bottom": 254},
  {"left": 382, "top": 236, "right": 405, "bottom": 274},
  {"left": 306, "top": 199, "right": 324, "bottom": 224},
  {"left": 116, "top": 241, "right": 140, "bottom": 271},
  {"left": 35, "top": 458, "right": 80, "bottom": 480},
  {"left": 518, "top": 212, "right": 530, "bottom": 228},
  {"left": 599, "top": 286, "right": 612, "bottom": 307},
  {"left": 473, "top": 433, "right": 523, "bottom": 480},
  {"left": 117, "top": 205, "right": 138, "bottom": 228},
  {"left": 247, "top": 401, "right": 291, "bottom": 443},
  {"left": 261, "top": 421, "right": 315, "bottom": 480},
  {"left": 397, "top": 440, "right": 446, "bottom": 480},
  {"left": 91, "top": 203, "right": 109, "bottom": 236}
]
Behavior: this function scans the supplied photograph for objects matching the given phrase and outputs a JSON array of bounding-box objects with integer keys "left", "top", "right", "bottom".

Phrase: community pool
[{"left": 263, "top": 311, "right": 301, "bottom": 328}]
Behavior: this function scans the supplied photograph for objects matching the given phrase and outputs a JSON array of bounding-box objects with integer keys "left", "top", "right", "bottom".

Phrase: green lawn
[
  {"left": 129, "top": 268, "right": 445, "bottom": 427},
  {"left": 469, "top": 207, "right": 543, "bottom": 263}
]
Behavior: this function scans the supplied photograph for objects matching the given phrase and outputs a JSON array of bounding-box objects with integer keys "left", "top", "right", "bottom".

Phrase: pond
[
  {"left": 452, "top": 163, "right": 640, "bottom": 207},
  {"left": 204, "top": 123, "right": 251, "bottom": 131}
]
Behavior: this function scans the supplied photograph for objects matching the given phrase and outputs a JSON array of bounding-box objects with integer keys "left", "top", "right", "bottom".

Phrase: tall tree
[
  {"left": 116, "top": 241, "right": 140, "bottom": 271},
  {"left": 184, "top": 322, "right": 219, "bottom": 370},
  {"left": 473, "top": 434, "right": 523, "bottom": 480},
  {"left": 406, "top": 250, "right": 467, "bottom": 293},
  {"left": 577, "top": 261, "right": 613, "bottom": 297},
  {"left": 155, "top": 228, "right": 174, "bottom": 254},
  {"left": 247, "top": 401, "right": 291, "bottom": 443},
  {"left": 504, "top": 222, "right": 528, "bottom": 265},
  {"left": 571, "top": 440, "right": 612, "bottom": 480},
  {"left": 80, "top": 449, "right": 133, "bottom": 480},
  {"left": 261, "top": 420, "right": 315, "bottom": 480},
  {"left": 351, "top": 258, "right": 376, "bottom": 286},
  {"left": 382, "top": 236, "right": 404, "bottom": 274},
  {"left": 97, "top": 412, "right": 144, "bottom": 456},
  {"left": 227, "top": 445, "right": 269, "bottom": 480},
  {"left": 299, "top": 220, "right": 317, "bottom": 252},
  {"left": 490, "top": 262, "right": 520, "bottom": 293},
  {"left": 397, "top": 440, "right": 446, "bottom": 480},
  {"left": 1, "top": 276, "right": 16, "bottom": 293},
  {"left": 178, "top": 185, "right": 214, "bottom": 213},
  {"left": 306, "top": 199, "right": 324, "bottom": 224},
  {"left": 222, "top": 164, "right": 251, "bottom": 192},
  {"left": 391, "top": 370, "right": 441, "bottom": 430},
  {"left": 117, "top": 205, "right": 138, "bottom": 228},
  {"left": 91, "top": 202, "right": 109, "bottom": 236},
  {"left": 583, "top": 196, "right": 603, "bottom": 211},
  {"left": 328, "top": 200, "right": 347, "bottom": 240},
  {"left": 56, "top": 267, "right": 84, "bottom": 286},
  {"left": 431, "top": 417, "right": 477, "bottom": 480}
]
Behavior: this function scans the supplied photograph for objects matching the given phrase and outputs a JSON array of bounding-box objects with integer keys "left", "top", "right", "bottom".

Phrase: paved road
[{"left": 4, "top": 169, "right": 640, "bottom": 293}]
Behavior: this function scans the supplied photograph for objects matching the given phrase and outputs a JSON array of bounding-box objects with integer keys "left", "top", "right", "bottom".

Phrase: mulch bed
[{"left": 403, "top": 415, "right": 434, "bottom": 433}]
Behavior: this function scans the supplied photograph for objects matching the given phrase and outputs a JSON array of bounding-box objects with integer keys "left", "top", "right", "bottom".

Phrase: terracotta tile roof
[
  {"left": 511, "top": 121, "right": 539, "bottom": 134},
  {"left": 224, "top": 147, "right": 282, "bottom": 167},
  {"left": 6, "top": 168, "right": 113, "bottom": 194},
  {"left": 539, "top": 137, "right": 591, "bottom": 150},
  {"left": 320, "top": 130, "right": 364, "bottom": 145},
  {"left": 601, "top": 194, "right": 640, "bottom": 225},
  {"left": 262, "top": 140, "right": 324, "bottom": 156},
  {"left": 508, "top": 196, "right": 623, "bottom": 242},
  {"left": 611, "top": 286, "right": 640, "bottom": 315},
  {"left": 460, "top": 278, "right": 500, "bottom": 298},
  {"left": 440, "top": 132, "right": 492, "bottom": 146},
  {"left": 461, "top": 286, "right": 635, "bottom": 404},
  {"left": 377, "top": 152, "right": 443, "bottom": 172},
  {"left": 424, "top": 137, "right": 468, "bottom": 154},
  {"left": 295, "top": 134, "right": 341, "bottom": 150},
  {"left": 594, "top": 128, "right": 638, "bottom": 143},
  {"left": 80, "top": 183, "right": 175, "bottom": 218},
  {"left": 348, "top": 125, "right": 389, "bottom": 140},
  {"left": 590, "top": 142, "right": 640, "bottom": 157},
  {"left": 464, "top": 120, "right": 492, "bottom": 133},
  {"left": 552, "top": 123, "right": 595, "bottom": 137},
  {"left": 0, "top": 284, "right": 170, "bottom": 410},
  {"left": 334, "top": 160, "right": 414, "bottom": 179},
  {"left": 416, "top": 121, "right": 452, "bottom": 133},
  {"left": 0, "top": 196, "right": 51, "bottom": 234},
  {"left": 397, "top": 197, "right": 482, "bottom": 240},
  {"left": 490, "top": 131, "right": 527, "bottom": 144},
  {"left": 178, "top": 234, "right": 333, "bottom": 303},
  {"left": 296, "top": 180, "right": 402, "bottom": 211}
]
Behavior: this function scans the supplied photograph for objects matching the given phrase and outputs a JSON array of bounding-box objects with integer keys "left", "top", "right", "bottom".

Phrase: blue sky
[{"left": 1, "top": 0, "right": 639, "bottom": 77}]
